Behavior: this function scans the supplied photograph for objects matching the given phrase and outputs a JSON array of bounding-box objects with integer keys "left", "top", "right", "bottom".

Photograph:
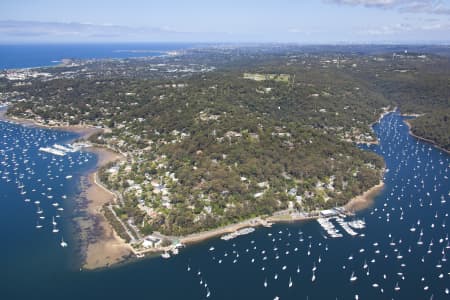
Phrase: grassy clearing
[{"left": 243, "top": 73, "right": 290, "bottom": 83}]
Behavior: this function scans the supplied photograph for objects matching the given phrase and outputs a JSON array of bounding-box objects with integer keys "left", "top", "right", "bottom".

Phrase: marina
[
  {"left": 221, "top": 227, "right": 256, "bottom": 241},
  {"left": 2, "top": 108, "right": 450, "bottom": 299},
  {"left": 38, "top": 143, "right": 89, "bottom": 156}
]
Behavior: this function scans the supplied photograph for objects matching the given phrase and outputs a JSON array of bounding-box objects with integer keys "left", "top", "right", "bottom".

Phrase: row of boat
[{"left": 182, "top": 112, "right": 449, "bottom": 299}]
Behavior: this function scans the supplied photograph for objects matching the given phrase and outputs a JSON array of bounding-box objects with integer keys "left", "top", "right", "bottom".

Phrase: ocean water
[
  {"left": 0, "top": 43, "right": 194, "bottom": 70},
  {"left": 1, "top": 44, "right": 449, "bottom": 299},
  {"left": 2, "top": 110, "right": 449, "bottom": 299}
]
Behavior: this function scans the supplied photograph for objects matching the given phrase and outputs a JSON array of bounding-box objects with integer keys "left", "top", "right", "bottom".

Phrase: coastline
[
  {"left": 81, "top": 148, "right": 132, "bottom": 270},
  {"left": 343, "top": 181, "right": 385, "bottom": 212},
  {"left": 403, "top": 118, "right": 450, "bottom": 155},
  {"left": 0, "top": 109, "right": 132, "bottom": 269},
  {"left": 156, "top": 112, "right": 392, "bottom": 250},
  {"left": 1, "top": 108, "right": 386, "bottom": 268},
  {"left": 354, "top": 106, "right": 397, "bottom": 146},
  {"left": 5, "top": 114, "right": 103, "bottom": 140},
  {"left": 166, "top": 180, "right": 384, "bottom": 248}
]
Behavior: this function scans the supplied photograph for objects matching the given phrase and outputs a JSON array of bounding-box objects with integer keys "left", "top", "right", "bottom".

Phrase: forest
[{"left": 2, "top": 45, "right": 448, "bottom": 235}]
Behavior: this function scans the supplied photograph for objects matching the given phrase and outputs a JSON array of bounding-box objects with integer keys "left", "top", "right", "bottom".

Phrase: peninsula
[{"left": 1, "top": 45, "right": 448, "bottom": 268}]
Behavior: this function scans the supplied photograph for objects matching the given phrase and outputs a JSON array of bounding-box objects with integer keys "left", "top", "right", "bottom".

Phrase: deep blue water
[
  {"left": 0, "top": 44, "right": 448, "bottom": 299},
  {"left": 0, "top": 43, "right": 194, "bottom": 70},
  {"left": 2, "top": 109, "right": 449, "bottom": 299}
]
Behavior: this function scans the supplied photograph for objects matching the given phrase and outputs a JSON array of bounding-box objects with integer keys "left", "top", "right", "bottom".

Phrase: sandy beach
[
  {"left": 81, "top": 147, "right": 132, "bottom": 270},
  {"left": 180, "top": 218, "right": 263, "bottom": 245},
  {"left": 176, "top": 180, "right": 385, "bottom": 247},
  {"left": 1, "top": 106, "right": 387, "bottom": 267},
  {"left": 0, "top": 108, "right": 103, "bottom": 140},
  {"left": 1, "top": 108, "right": 132, "bottom": 269},
  {"left": 344, "top": 181, "right": 385, "bottom": 212}
]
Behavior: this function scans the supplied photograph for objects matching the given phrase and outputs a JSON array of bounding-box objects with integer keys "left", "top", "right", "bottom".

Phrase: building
[{"left": 142, "top": 236, "right": 162, "bottom": 248}]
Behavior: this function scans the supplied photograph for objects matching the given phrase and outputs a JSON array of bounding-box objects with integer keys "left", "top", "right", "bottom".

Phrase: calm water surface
[
  {"left": 2, "top": 110, "right": 449, "bottom": 300},
  {"left": 0, "top": 43, "right": 194, "bottom": 70}
]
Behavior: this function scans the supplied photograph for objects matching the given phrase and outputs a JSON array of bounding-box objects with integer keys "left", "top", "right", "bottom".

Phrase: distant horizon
[
  {"left": 1, "top": 40, "right": 450, "bottom": 46},
  {"left": 1, "top": 1, "right": 450, "bottom": 44}
]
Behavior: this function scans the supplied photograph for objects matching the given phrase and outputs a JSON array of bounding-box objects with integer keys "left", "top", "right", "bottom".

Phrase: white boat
[
  {"left": 350, "top": 272, "right": 357, "bottom": 282},
  {"left": 288, "top": 277, "right": 293, "bottom": 288},
  {"left": 38, "top": 147, "right": 66, "bottom": 156},
  {"left": 161, "top": 252, "right": 170, "bottom": 259},
  {"left": 60, "top": 236, "right": 68, "bottom": 248},
  {"left": 220, "top": 227, "right": 255, "bottom": 240}
]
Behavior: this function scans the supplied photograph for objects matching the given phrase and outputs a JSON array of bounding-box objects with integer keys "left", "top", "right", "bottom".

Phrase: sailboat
[
  {"left": 350, "top": 272, "right": 357, "bottom": 282},
  {"left": 264, "top": 278, "right": 267, "bottom": 288},
  {"left": 417, "top": 235, "right": 423, "bottom": 245},
  {"left": 288, "top": 276, "right": 293, "bottom": 288},
  {"left": 60, "top": 236, "right": 68, "bottom": 247},
  {"left": 311, "top": 270, "right": 316, "bottom": 282},
  {"left": 36, "top": 221, "right": 43, "bottom": 229}
]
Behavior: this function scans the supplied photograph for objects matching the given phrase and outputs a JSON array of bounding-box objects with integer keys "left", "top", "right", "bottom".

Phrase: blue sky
[{"left": 0, "top": 0, "right": 450, "bottom": 43}]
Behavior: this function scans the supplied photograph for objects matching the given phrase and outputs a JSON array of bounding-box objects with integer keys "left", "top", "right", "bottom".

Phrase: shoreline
[
  {"left": 81, "top": 148, "right": 132, "bottom": 270},
  {"left": 403, "top": 118, "right": 450, "bottom": 155},
  {"left": 166, "top": 180, "right": 384, "bottom": 248},
  {"left": 7, "top": 115, "right": 103, "bottom": 140},
  {"left": 134, "top": 111, "right": 392, "bottom": 254},
  {"left": 1, "top": 108, "right": 386, "bottom": 269},
  {"left": 343, "top": 181, "right": 385, "bottom": 212},
  {"left": 0, "top": 109, "right": 103, "bottom": 140},
  {"left": 0, "top": 109, "right": 133, "bottom": 269},
  {"left": 353, "top": 106, "right": 397, "bottom": 146}
]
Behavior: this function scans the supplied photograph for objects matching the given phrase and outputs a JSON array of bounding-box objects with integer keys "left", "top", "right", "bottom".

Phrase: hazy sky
[{"left": 1, "top": 0, "right": 450, "bottom": 43}]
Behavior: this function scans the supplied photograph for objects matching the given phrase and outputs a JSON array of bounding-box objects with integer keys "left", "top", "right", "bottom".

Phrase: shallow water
[{"left": 2, "top": 111, "right": 449, "bottom": 300}]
